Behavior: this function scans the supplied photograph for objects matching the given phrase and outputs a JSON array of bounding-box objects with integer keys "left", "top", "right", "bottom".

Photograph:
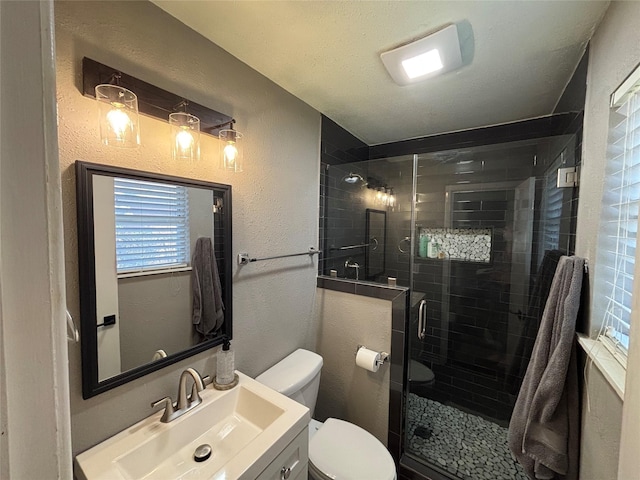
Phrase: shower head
[{"left": 341, "top": 172, "right": 367, "bottom": 186}]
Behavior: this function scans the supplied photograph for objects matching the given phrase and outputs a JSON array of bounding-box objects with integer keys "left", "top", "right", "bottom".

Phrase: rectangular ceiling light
[
  {"left": 381, "top": 24, "right": 462, "bottom": 86},
  {"left": 402, "top": 49, "right": 443, "bottom": 79}
]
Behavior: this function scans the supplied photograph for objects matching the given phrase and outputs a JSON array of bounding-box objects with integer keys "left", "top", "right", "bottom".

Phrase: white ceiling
[{"left": 152, "top": 1, "right": 610, "bottom": 146}]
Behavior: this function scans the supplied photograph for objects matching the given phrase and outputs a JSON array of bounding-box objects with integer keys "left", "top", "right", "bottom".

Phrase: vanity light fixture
[
  {"left": 388, "top": 188, "right": 396, "bottom": 209},
  {"left": 380, "top": 24, "right": 462, "bottom": 86},
  {"left": 170, "top": 110, "right": 200, "bottom": 161},
  {"left": 82, "top": 58, "right": 237, "bottom": 162},
  {"left": 95, "top": 82, "right": 140, "bottom": 147}
]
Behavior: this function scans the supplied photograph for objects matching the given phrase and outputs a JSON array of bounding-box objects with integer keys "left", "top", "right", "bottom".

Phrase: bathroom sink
[{"left": 75, "top": 371, "right": 310, "bottom": 480}]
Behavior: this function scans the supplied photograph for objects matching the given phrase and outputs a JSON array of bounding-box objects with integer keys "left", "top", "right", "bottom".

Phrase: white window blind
[
  {"left": 540, "top": 153, "right": 565, "bottom": 255},
  {"left": 595, "top": 74, "right": 640, "bottom": 363},
  {"left": 114, "top": 178, "right": 190, "bottom": 274}
]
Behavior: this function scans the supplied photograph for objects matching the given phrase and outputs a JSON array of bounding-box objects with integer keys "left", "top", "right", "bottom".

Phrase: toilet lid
[
  {"left": 309, "top": 418, "right": 396, "bottom": 480},
  {"left": 409, "top": 360, "right": 435, "bottom": 383}
]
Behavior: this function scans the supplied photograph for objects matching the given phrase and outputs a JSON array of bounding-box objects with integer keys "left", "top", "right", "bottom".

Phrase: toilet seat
[
  {"left": 309, "top": 418, "right": 396, "bottom": 480},
  {"left": 409, "top": 360, "right": 435, "bottom": 384}
]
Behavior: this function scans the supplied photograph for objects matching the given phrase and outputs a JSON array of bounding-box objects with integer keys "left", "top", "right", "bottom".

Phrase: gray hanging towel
[
  {"left": 192, "top": 237, "right": 224, "bottom": 340},
  {"left": 508, "top": 255, "right": 584, "bottom": 480}
]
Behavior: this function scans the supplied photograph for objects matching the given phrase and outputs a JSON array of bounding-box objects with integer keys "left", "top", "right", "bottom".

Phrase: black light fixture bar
[{"left": 82, "top": 57, "right": 234, "bottom": 136}]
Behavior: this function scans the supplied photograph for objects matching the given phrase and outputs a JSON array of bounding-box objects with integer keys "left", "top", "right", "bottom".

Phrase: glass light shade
[
  {"left": 170, "top": 112, "right": 200, "bottom": 161},
  {"left": 219, "top": 128, "right": 243, "bottom": 172},
  {"left": 95, "top": 84, "right": 140, "bottom": 147}
]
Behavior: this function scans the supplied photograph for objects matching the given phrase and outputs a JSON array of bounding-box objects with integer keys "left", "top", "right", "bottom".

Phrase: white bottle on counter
[{"left": 216, "top": 340, "right": 235, "bottom": 385}]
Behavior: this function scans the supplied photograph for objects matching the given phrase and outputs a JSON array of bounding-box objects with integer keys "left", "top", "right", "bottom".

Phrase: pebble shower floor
[{"left": 406, "top": 394, "right": 528, "bottom": 480}]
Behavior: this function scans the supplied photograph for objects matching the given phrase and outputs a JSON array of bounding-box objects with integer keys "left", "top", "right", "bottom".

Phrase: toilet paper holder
[{"left": 355, "top": 345, "right": 389, "bottom": 366}]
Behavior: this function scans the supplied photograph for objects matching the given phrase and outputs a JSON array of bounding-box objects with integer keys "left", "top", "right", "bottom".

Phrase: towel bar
[{"left": 237, "top": 247, "right": 319, "bottom": 265}]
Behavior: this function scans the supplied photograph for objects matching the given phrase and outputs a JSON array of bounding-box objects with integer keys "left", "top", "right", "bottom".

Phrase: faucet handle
[{"left": 151, "top": 396, "right": 175, "bottom": 423}]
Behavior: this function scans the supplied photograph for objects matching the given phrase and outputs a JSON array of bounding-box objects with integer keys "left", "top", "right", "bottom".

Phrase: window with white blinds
[
  {"left": 540, "top": 153, "right": 565, "bottom": 255},
  {"left": 594, "top": 69, "right": 640, "bottom": 364},
  {"left": 114, "top": 178, "right": 190, "bottom": 275}
]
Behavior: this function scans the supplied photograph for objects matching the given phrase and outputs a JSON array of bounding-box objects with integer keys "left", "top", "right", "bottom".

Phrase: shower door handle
[{"left": 418, "top": 300, "right": 427, "bottom": 340}]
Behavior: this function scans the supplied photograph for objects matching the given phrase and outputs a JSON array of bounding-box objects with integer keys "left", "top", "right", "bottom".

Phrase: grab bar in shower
[
  {"left": 330, "top": 237, "right": 378, "bottom": 251},
  {"left": 237, "top": 247, "right": 319, "bottom": 265}
]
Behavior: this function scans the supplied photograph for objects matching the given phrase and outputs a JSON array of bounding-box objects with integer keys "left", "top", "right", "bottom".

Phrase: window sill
[
  {"left": 117, "top": 266, "right": 192, "bottom": 279},
  {"left": 577, "top": 334, "right": 625, "bottom": 400}
]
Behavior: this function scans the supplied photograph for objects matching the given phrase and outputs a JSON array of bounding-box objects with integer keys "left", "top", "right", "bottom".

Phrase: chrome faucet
[
  {"left": 344, "top": 258, "right": 360, "bottom": 280},
  {"left": 151, "top": 367, "right": 208, "bottom": 423}
]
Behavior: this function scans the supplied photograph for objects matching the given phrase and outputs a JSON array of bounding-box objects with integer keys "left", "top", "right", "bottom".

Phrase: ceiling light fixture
[
  {"left": 381, "top": 24, "right": 462, "bottom": 86},
  {"left": 402, "top": 49, "right": 443, "bottom": 79}
]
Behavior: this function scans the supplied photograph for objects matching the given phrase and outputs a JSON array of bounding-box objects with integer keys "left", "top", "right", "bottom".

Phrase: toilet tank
[{"left": 255, "top": 349, "right": 323, "bottom": 415}]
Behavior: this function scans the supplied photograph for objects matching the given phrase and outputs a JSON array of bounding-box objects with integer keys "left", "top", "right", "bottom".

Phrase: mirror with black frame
[{"left": 76, "top": 161, "right": 232, "bottom": 399}]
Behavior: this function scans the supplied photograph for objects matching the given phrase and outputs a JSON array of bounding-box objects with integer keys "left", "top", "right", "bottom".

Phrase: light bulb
[
  {"left": 169, "top": 112, "right": 200, "bottom": 161},
  {"left": 224, "top": 143, "right": 238, "bottom": 164},
  {"left": 176, "top": 129, "right": 194, "bottom": 151},
  {"left": 106, "top": 107, "right": 132, "bottom": 140},
  {"left": 96, "top": 84, "right": 139, "bottom": 147},
  {"left": 219, "top": 128, "right": 243, "bottom": 172}
]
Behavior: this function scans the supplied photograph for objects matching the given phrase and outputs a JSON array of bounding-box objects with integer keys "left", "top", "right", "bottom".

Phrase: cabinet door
[{"left": 255, "top": 427, "right": 308, "bottom": 480}]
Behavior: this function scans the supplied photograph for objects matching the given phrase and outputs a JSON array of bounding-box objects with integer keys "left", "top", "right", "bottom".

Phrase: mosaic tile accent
[
  {"left": 420, "top": 228, "right": 492, "bottom": 263},
  {"left": 406, "top": 393, "right": 528, "bottom": 480}
]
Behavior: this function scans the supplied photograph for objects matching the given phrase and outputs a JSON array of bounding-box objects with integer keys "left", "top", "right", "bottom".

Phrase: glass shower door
[{"left": 403, "top": 136, "right": 576, "bottom": 480}]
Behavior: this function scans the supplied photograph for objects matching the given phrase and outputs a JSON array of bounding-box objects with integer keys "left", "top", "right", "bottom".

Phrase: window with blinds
[
  {"left": 114, "top": 178, "right": 190, "bottom": 275},
  {"left": 540, "top": 152, "right": 565, "bottom": 256},
  {"left": 594, "top": 66, "right": 640, "bottom": 365}
]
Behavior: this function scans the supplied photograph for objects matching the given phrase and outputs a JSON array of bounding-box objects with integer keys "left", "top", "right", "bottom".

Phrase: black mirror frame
[{"left": 76, "top": 161, "right": 233, "bottom": 399}]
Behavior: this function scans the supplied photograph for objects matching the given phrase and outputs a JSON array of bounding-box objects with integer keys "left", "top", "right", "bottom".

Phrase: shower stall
[{"left": 319, "top": 118, "right": 580, "bottom": 480}]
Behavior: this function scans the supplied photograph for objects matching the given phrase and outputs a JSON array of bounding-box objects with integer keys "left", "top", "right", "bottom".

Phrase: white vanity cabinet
[
  {"left": 74, "top": 373, "right": 310, "bottom": 480},
  {"left": 255, "top": 427, "right": 309, "bottom": 480}
]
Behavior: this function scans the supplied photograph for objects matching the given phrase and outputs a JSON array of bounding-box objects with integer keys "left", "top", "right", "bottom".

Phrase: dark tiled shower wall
[
  {"left": 410, "top": 189, "right": 529, "bottom": 422},
  {"left": 321, "top": 163, "right": 369, "bottom": 277},
  {"left": 319, "top": 116, "right": 370, "bottom": 277}
]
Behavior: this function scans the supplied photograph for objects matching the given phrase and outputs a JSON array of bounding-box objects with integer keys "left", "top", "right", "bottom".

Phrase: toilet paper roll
[{"left": 356, "top": 347, "right": 381, "bottom": 372}]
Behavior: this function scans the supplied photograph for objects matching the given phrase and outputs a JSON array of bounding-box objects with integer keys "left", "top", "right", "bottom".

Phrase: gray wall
[
  {"left": 56, "top": 1, "right": 320, "bottom": 455},
  {"left": 0, "top": 1, "right": 73, "bottom": 477},
  {"left": 118, "top": 272, "right": 193, "bottom": 371},
  {"left": 314, "top": 288, "right": 391, "bottom": 445},
  {"left": 577, "top": 1, "right": 640, "bottom": 477}
]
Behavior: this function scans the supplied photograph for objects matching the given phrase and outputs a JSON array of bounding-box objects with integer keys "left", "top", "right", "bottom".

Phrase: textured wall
[
  {"left": 576, "top": 1, "right": 640, "bottom": 477},
  {"left": 579, "top": 364, "right": 622, "bottom": 480},
  {"left": 55, "top": 1, "right": 320, "bottom": 455},
  {"left": 314, "top": 288, "right": 391, "bottom": 445},
  {"left": 0, "top": 1, "right": 73, "bottom": 477}
]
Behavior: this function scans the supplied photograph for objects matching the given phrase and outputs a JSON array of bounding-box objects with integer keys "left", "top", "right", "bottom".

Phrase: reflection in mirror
[
  {"left": 77, "top": 161, "right": 232, "bottom": 398},
  {"left": 365, "top": 209, "right": 386, "bottom": 279}
]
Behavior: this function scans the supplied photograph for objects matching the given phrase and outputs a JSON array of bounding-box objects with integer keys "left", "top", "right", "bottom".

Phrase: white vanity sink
[{"left": 75, "top": 371, "right": 310, "bottom": 480}]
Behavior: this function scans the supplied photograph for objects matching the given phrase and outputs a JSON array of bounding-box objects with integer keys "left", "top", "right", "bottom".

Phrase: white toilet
[{"left": 255, "top": 349, "right": 397, "bottom": 480}]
